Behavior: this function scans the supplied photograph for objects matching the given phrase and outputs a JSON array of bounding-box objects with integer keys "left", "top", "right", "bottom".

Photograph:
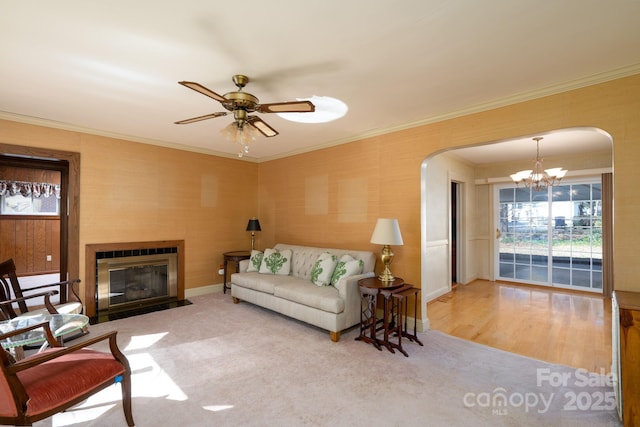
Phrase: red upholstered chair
[{"left": 0, "top": 321, "right": 134, "bottom": 426}]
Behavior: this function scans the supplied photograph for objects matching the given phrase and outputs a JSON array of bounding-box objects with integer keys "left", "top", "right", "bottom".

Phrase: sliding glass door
[{"left": 496, "top": 179, "right": 602, "bottom": 292}]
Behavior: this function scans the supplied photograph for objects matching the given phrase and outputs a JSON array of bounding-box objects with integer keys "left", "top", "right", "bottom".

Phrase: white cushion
[
  {"left": 246, "top": 250, "right": 263, "bottom": 272},
  {"left": 17, "top": 301, "right": 83, "bottom": 317},
  {"left": 259, "top": 248, "right": 292, "bottom": 275},
  {"left": 310, "top": 252, "right": 338, "bottom": 287},
  {"left": 331, "top": 254, "right": 364, "bottom": 286}
]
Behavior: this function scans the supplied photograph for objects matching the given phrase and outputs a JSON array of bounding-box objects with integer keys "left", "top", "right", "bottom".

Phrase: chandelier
[{"left": 510, "top": 137, "right": 567, "bottom": 191}]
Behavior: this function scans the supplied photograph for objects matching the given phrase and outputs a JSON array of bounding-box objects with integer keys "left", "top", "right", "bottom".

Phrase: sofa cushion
[
  {"left": 259, "top": 248, "right": 292, "bottom": 275},
  {"left": 273, "top": 281, "right": 344, "bottom": 314},
  {"left": 331, "top": 254, "right": 365, "bottom": 286},
  {"left": 310, "top": 252, "right": 338, "bottom": 287},
  {"left": 231, "top": 272, "right": 276, "bottom": 294},
  {"left": 232, "top": 272, "right": 306, "bottom": 294},
  {"left": 246, "top": 250, "right": 263, "bottom": 272}
]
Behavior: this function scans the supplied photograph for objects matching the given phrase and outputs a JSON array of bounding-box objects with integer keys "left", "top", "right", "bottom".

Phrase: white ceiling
[
  {"left": 444, "top": 128, "right": 613, "bottom": 165},
  {"left": 1, "top": 1, "right": 638, "bottom": 162}
]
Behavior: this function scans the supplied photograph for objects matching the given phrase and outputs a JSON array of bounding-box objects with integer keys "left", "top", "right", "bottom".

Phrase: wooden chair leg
[
  {"left": 121, "top": 371, "right": 135, "bottom": 427},
  {"left": 330, "top": 331, "right": 340, "bottom": 342}
]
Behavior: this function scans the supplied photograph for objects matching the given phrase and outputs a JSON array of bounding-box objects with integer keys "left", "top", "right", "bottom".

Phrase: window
[
  {"left": 0, "top": 182, "right": 60, "bottom": 216},
  {"left": 496, "top": 179, "right": 602, "bottom": 292}
]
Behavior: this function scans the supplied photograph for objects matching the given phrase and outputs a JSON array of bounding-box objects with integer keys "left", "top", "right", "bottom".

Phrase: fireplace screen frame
[{"left": 96, "top": 253, "right": 178, "bottom": 312}]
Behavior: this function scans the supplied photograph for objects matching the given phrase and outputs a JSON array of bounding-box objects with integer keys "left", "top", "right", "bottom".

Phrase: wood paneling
[{"left": 0, "top": 218, "right": 60, "bottom": 275}]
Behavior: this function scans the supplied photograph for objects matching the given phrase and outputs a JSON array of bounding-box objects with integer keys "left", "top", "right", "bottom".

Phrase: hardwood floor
[{"left": 427, "top": 279, "right": 612, "bottom": 373}]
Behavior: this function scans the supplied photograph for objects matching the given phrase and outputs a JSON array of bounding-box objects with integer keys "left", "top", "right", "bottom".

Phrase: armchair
[
  {"left": 0, "top": 258, "right": 82, "bottom": 319},
  {"left": 0, "top": 321, "right": 134, "bottom": 426}
]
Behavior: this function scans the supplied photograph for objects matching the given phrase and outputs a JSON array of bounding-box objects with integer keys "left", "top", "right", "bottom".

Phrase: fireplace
[
  {"left": 86, "top": 241, "right": 186, "bottom": 321},
  {"left": 97, "top": 252, "right": 178, "bottom": 313}
]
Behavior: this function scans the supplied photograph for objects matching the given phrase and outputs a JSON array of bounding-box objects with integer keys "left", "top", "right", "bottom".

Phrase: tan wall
[
  {"left": 1, "top": 73, "right": 638, "bottom": 322},
  {"left": 258, "top": 134, "right": 423, "bottom": 286},
  {"left": 0, "top": 120, "right": 259, "bottom": 294},
  {"left": 258, "top": 74, "right": 640, "bottom": 302}
]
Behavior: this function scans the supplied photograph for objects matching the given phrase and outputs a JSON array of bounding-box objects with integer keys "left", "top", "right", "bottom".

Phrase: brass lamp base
[{"left": 378, "top": 244, "right": 395, "bottom": 282}]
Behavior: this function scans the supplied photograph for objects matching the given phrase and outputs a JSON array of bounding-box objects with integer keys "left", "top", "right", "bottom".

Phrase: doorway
[
  {"left": 0, "top": 155, "right": 69, "bottom": 282},
  {"left": 0, "top": 143, "right": 80, "bottom": 285},
  {"left": 420, "top": 127, "right": 613, "bottom": 326},
  {"left": 451, "top": 181, "right": 459, "bottom": 284}
]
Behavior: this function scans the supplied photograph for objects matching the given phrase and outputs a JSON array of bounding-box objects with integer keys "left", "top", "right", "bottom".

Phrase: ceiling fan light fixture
[
  {"left": 220, "top": 120, "right": 257, "bottom": 157},
  {"left": 177, "top": 75, "right": 320, "bottom": 156},
  {"left": 277, "top": 96, "right": 347, "bottom": 123}
]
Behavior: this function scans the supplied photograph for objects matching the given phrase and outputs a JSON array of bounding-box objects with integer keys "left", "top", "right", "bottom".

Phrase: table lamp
[
  {"left": 370, "top": 218, "right": 404, "bottom": 282},
  {"left": 246, "top": 217, "right": 261, "bottom": 250}
]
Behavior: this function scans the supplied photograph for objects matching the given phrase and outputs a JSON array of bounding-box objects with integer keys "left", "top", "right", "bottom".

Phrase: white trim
[
  {"left": 476, "top": 167, "right": 613, "bottom": 185},
  {"left": 185, "top": 283, "right": 223, "bottom": 298},
  {"left": 423, "top": 286, "right": 451, "bottom": 303},
  {"left": 425, "top": 239, "right": 449, "bottom": 247},
  {"left": 3, "top": 64, "right": 638, "bottom": 163}
]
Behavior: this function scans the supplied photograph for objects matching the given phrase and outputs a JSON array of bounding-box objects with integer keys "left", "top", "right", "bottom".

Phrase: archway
[{"left": 419, "top": 127, "right": 613, "bottom": 330}]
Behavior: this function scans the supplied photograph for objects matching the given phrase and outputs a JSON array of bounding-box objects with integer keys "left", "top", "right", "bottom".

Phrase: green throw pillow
[
  {"left": 259, "top": 248, "right": 292, "bottom": 275},
  {"left": 331, "top": 254, "right": 364, "bottom": 286},
  {"left": 246, "top": 250, "right": 263, "bottom": 272},
  {"left": 311, "top": 252, "right": 338, "bottom": 286}
]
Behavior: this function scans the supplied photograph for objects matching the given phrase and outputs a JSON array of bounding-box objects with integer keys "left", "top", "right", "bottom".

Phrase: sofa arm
[
  {"left": 335, "top": 271, "right": 375, "bottom": 326},
  {"left": 238, "top": 259, "right": 250, "bottom": 272}
]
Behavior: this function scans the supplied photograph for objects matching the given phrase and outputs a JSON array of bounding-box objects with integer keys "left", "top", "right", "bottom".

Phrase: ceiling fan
[{"left": 175, "top": 74, "right": 315, "bottom": 138}]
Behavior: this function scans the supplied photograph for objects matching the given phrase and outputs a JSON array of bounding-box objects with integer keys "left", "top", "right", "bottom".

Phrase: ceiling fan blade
[
  {"left": 178, "top": 81, "right": 227, "bottom": 103},
  {"left": 256, "top": 100, "right": 315, "bottom": 113},
  {"left": 174, "top": 112, "right": 227, "bottom": 124},
  {"left": 247, "top": 116, "right": 279, "bottom": 137}
]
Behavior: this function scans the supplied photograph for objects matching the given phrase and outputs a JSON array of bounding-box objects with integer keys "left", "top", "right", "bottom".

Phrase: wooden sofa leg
[
  {"left": 330, "top": 331, "right": 340, "bottom": 342},
  {"left": 232, "top": 297, "right": 240, "bottom": 304}
]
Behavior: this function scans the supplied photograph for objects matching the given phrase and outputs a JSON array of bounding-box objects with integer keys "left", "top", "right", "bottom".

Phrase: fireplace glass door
[{"left": 97, "top": 253, "right": 178, "bottom": 312}]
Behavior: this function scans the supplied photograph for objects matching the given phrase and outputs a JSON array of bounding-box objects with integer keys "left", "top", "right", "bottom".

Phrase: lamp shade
[
  {"left": 246, "top": 218, "right": 261, "bottom": 232},
  {"left": 370, "top": 218, "right": 403, "bottom": 245}
]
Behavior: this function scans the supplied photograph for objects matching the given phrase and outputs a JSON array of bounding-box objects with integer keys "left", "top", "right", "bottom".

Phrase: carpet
[{"left": 32, "top": 293, "right": 621, "bottom": 426}]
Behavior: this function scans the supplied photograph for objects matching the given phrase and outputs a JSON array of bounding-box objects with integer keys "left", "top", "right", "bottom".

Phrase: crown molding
[
  {"left": 0, "top": 111, "right": 260, "bottom": 163},
  {"left": 2, "top": 64, "right": 639, "bottom": 164},
  {"left": 263, "top": 64, "right": 640, "bottom": 162}
]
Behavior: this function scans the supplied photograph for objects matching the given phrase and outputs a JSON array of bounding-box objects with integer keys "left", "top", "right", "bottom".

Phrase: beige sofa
[{"left": 230, "top": 243, "right": 376, "bottom": 341}]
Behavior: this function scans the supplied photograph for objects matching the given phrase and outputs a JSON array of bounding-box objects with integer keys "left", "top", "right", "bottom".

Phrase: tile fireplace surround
[{"left": 85, "top": 240, "right": 185, "bottom": 319}]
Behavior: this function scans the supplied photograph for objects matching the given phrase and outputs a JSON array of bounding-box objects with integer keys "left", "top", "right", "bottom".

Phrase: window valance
[{"left": 0, "top": 180, "right": 61, "bottom": 199}]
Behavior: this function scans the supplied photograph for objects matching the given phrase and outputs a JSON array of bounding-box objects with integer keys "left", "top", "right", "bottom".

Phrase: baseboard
[
  {"left": 424, "top": 286, "right": 451, "bottom": 303},
  {"left": 374, "top": 308, "right": 429, "bottom": 333},
  {"left": 419, "top": 317, "right": 430, "bottom": 331},
  {"left": 185, "top": 283, "right": 223, "bottom": 298}
]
